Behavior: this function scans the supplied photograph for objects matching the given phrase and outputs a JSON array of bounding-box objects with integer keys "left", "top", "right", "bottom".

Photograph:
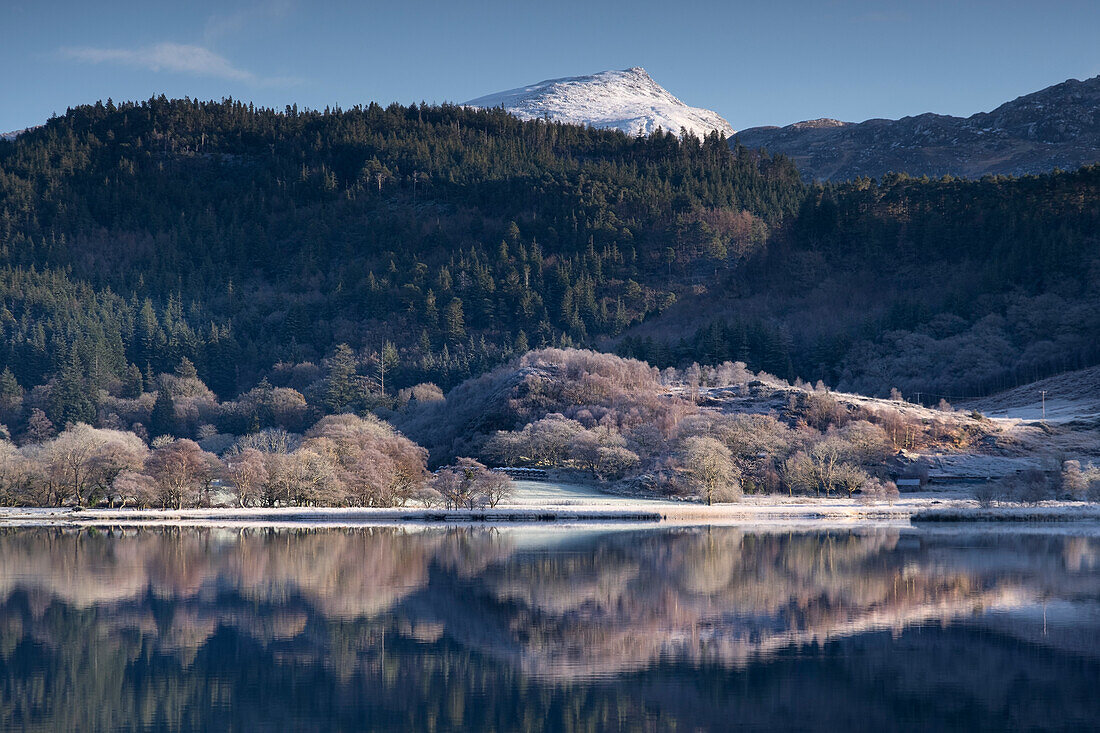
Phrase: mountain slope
[
  {"left": 0, "top": 129, "right": 32, "bottom": 142},
  {"left": 734, "top": 75, "right": 1100, "bottom": 181},
  {"left": 466, "top": 67, "right": 734, "bottom": 138}
]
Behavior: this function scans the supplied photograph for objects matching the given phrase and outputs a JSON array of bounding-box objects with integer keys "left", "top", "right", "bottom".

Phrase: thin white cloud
[
  {"left": 204, "top": 0, "right": 294, "bottom": 42},
  {"left": 61, "top": 42, "right": 299, "bottom": 86}
]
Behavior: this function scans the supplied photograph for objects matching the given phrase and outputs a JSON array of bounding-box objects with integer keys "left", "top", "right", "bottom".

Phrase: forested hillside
[
  {"left": 619, "top": 167, "right": 1100, "bottom": 400},
  {"left": 0, "top": 97, "right": 801, "bottom": 435},
  {"left": 0, "top": 97, "right": 1097, "bottom": 442}
]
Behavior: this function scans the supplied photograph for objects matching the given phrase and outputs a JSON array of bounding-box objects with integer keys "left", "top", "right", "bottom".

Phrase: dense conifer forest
[
  {"left": 0, "top": 97, "right": 1097, "bottom": 440},
  {"left": 619, "top": 166, "right": 1100, "bottom": 399}
]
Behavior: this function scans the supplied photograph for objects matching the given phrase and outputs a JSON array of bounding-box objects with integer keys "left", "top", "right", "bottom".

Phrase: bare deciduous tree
[
  {"left": 682, "top": 436, "right": 741, "bottom": 505},
  {"left": 111, "top": 470, "right": 157, "bottom": 508},
  {"left": 303, "top": 414, "right": 428, "bottom": 507},
  {"left": 146, "top": 439, "right": 217, "bottom": 510},
  {"left": 431, "top": 458, "right": 510, "bottom": 509},
  {"left": 225, "top": 448, "right": 269, "bottom": 507},
  {"left": 0, "top": 441, "right": 32, "bottom": 505},
  {"left": 479, "top": 470, "right": 512, "bottom": 508},
  {"left": 263, "top": 448, "right": 342, "bottom": 507},
  {"left": 21, "top": 424, "right": 148, "bottom": 507},
  {"left": 782, "top": 435, "right": 870, "bottom": 498}
]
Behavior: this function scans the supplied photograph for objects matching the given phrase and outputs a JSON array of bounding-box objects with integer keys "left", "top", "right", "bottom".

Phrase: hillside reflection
[{"left": 1, "top": 526, "right": 1098, "bottom": 731}]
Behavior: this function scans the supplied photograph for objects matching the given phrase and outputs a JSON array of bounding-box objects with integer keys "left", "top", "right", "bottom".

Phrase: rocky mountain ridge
[{"left": 734, "top": 75, "right": 1100, "bottom": 180}]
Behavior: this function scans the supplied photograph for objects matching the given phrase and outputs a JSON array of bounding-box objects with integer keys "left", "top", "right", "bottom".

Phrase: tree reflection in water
[{"left": 0, "top": 526, "right": 1097, "bottom": 731}]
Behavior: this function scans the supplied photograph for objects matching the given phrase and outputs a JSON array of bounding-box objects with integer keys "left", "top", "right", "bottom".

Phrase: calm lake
[{"left": 0, "top": 524, "right": 1097, "bottom": 731}]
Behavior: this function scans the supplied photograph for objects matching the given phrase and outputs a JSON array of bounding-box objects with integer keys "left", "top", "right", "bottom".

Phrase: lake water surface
[{"left": 0, "top": 524, "right": 1098, "bottom": 731}]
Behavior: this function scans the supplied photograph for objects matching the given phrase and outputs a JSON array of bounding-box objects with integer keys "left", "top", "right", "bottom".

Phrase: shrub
[
  {"left": 1061, "top": 460, "right": 1089, "bottom": 500},
  {"left": 859, "top": 479, "right": 899, "bottom": 505},
  {"left": 431, "top": 458, "right": 512, "bottom": 509},
  {"left": 1013, "top": 469, "right": 1054, "bottom": 504},
  {"left": 973, "top": 482, "right": 999, "bottom": 508}
]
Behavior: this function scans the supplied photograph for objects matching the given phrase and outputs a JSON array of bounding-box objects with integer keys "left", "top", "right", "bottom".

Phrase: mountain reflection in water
[{"left": 0, "top": 525, "right": 1098, "bottom": 731}]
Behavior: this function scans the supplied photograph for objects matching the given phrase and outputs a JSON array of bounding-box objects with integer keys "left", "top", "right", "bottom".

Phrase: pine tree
[
  {"left": 175, "top": 357, "right": 198, "bottom": 380},
  {"left": 380, "top": 341, "right": 399, "bottom": 394},
  {"left": 48, "top": 353, "right": 95, "bottom": 427},
  {"left": 137, "top": 299, "right": 161, "bottom": 367},
  {"left": 149, "top": 389, "right": 177, "bottom": 439},
  {"left": 424, "top": 289, "right": 439, "bottom": 328},
  {"left": 0, "top": 368, "right": 23, "bottom": 421},
  {"left": 122, "top": 364, "right": 144, "bottom": 399},
  {"left": 322, "top": 343, "right": 360, "bottom": 412},
  {"left": 445, "top": 298, "right": 466, "bottom": 342}
]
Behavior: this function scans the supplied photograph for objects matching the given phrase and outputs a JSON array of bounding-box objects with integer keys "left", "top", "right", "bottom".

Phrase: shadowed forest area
[{"left": 618, "top": 168, "right": 1100, "bottom": 400}]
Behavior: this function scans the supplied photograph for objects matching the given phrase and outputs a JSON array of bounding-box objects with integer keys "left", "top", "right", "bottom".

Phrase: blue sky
[{"left": 2, "top": 0, "right": 1099, "bottom": 134}]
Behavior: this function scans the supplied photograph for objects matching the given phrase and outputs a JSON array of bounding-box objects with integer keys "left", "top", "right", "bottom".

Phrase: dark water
[{"left": 0, "top": 525, "right": 1098, "bottom": 732}]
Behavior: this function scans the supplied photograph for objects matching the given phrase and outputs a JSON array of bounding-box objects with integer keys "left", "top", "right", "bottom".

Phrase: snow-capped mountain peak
[
  {"left": 0, "top": 126, "right": 40, "bottom": 142},
  {"left": 465, "top": 67, "right": 735, "bottom": 138}
]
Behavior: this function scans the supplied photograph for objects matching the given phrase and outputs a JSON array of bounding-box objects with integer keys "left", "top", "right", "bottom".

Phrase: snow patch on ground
[
  {"left": 961, "top": 366, "right": 1100, "bottom": 424},
  {"left": 0, "top": 126, "right": 39, "bottom": 141},
  {"left": 956, "top": 366, "right": 1100, "bottom": 459}
]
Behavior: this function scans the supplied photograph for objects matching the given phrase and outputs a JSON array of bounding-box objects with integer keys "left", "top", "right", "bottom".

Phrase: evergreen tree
[
  {"left": 175, "top": 357, "right": 198, "bottom": 380},
  {"left": 48, "top": 354, "right": 96, "bottom": 427},
  {"left": 514, "top": 330, "right": 529, "bottom": 354},
  {"left": 149, "top": 389, "right": 177, "bottom": 439},
  {"left": 0, "top": 368, "right": 23, "bottom": 422},
  {"left": 424, "top": 289, "right": 438, "bottom": 329},
  {"left": 380, "top": 341, "right": 399, "bottom": 395},
  {"left": 137, "top": 299, "right": 161, "bottom": 367},
  {"left": 445, "top": 299, "right": 467, "bottom": 342},
  {"left": 322, "top": 344, "right": 361, "bottom": 413},
  {"left": 122, "top": 364, "right": 144, "bottom": 399}
]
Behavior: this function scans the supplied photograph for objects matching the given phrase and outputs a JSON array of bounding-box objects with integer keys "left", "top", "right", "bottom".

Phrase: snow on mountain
[
  {"left": 1, "top": 127, "right": 38, "bottom": 141},
  {"left": 466, "top": 67, "right": 735, "bottom": 138}
]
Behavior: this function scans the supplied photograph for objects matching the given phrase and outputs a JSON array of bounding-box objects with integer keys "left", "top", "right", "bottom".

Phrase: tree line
[
  {"left": 0, "top": 346, "right": 1019, "bottom": 509},
  {"left": 0, "top": 410, "right": 510, "bottom": 510}
]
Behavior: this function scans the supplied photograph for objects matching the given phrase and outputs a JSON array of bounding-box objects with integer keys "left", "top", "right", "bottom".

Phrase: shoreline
[{"left": 3, "top": 496, "right": 1100, "bottom": 527}]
